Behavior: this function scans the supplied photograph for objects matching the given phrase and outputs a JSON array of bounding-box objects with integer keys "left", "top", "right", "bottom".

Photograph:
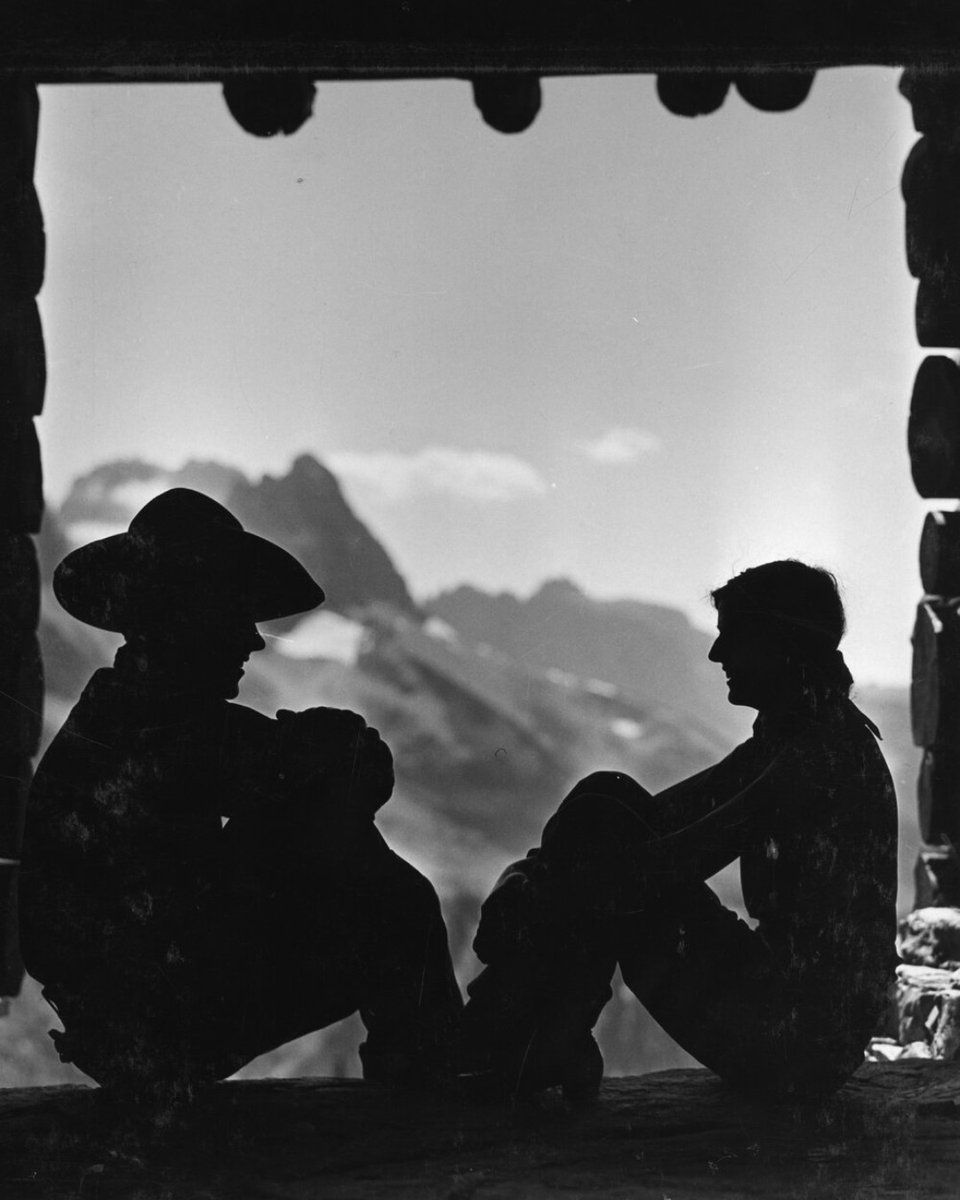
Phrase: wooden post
[
  {"left": 0, "top": 77, "right": 44, "bottom": 999},
  {"left": 901, "top": 70, "right": 960, "bottom": 348},
  {"left": 908, "top": 357, "right": 960, "bottom": 498},
  {"left": 903, "top": 69, "right": 960, "bottom": 913}
]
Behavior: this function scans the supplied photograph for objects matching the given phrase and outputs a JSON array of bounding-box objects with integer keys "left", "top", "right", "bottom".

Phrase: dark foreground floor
[{"left": 1, "top": 1061, "right": 959, "bottom": 1199}]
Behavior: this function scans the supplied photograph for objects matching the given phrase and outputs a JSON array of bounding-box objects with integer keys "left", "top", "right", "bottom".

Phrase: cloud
[
  {"left": 111, "top": 477, "right": 174, "bottom": 513},
  {"left": 580, "top": 427, "right": 662, "bottom": 464},
  {"left": 328, "top": 447, "right": 548, "bottom": 503}
]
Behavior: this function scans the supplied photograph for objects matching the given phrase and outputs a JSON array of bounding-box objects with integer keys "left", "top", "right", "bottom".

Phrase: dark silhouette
[
  {"left": 461, "top": 561, "right": 899, "bottom": 1103},
  {"left": 19, "top": 488, "right": 462, "bottom": 1098}
]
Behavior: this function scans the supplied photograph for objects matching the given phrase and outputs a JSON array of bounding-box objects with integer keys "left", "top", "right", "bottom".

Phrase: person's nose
[
  {"left": 708, "top": 636, "right": 723, "bottom": 663},
  {"left": 249, "top": 626, "right": 266, "bottom": 653}
]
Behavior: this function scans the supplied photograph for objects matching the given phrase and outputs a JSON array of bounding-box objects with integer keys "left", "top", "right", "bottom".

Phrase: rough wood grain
[
  {"left": 2, "top": 1064, "right": 960, "bottom": 1199},
  {"left": 921, "top": 510, "right": 960, "bottom": 594},
  {"left": 909, "top": 358, "right": 960, "bottom": 495},
  {"left": 911, "top": 598, "right": 960, "bottom": 747},
  {"left": 919, "top": 746, "right": 960, "bottom": 845},
  {"left": 0, "top": 3, "right": 958, "bottom": 79}
]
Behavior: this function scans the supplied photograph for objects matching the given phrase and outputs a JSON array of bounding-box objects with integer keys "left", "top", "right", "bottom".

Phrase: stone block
[
  {"left": 865, "top": 1036, "right": 905, "bottom": 1062},
  {"left": 934, "top": 993, "right": 960, "bottom": 1060},
  {"left": 902, "top": 1040, "right": 935, "bottom": 1059},
  {"left": 897, "top": 962, "right": 960, "bottom": 1059},
  {"left": 916, "top": 847, "right": 960, "bottom": 907},
  {"left": 900, "top": 906, "right": 960, "bottom": 968}
]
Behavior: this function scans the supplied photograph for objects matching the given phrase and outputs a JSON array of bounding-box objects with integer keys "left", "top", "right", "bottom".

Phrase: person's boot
[
  {"left": 514, "top": 1000, "right": 606, "bottom": 1106},
  {"left": 459, "top": 952, "right": 611, "bottom": 1104},
  {"left": 359, "top": 988, "right": 463, "bottom": 1091}
]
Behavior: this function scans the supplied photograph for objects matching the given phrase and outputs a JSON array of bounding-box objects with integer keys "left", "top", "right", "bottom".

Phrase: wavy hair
[{"left": 710, "top": 560, "right": 854, "bottom": 700}]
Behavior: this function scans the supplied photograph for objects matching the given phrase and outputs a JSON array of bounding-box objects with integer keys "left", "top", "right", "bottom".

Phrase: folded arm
[
  {"left": 473, "top": 735, "right": 830, "bottom": 961},
  {"left": 217, "top": 703, "right": 394, "bottom": 820}
]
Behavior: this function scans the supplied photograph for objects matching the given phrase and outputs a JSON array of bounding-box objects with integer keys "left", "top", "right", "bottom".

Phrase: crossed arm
[
  {"left": 216, "top": 702, "right": 395, "bottom": 820},
  {"left": 474, "top": 733, "right": 829, "bottom": 961}
]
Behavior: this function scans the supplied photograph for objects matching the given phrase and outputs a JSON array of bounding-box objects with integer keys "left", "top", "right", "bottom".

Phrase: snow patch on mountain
[{"left": 272, "top": 611, "right": 369, "bottom": 664}]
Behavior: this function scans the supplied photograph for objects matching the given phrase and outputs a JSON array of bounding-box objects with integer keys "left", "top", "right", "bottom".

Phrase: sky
[{"left": 34, "top": 69, "right": 929, "bottom": 685}]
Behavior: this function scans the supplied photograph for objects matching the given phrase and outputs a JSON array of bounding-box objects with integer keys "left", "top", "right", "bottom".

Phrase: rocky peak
[
  {"left": 228, "top": 454, "right": 418, "bottom": 621},
  {"left": 532, "top": 577, "right": 584, "bottom": 604}
]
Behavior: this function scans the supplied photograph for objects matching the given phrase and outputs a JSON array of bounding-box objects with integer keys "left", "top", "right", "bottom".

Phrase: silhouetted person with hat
[
  {"left": 461, "top": 561, "right": 899, "bottom": 1104},
  {"left": 20, "top": 488, "right": 462, "bottom": 1098}
]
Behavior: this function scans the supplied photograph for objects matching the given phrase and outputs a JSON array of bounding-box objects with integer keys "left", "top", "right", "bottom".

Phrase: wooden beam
[{"left": 1, "top": 1, "right": 960, "bottom": 82}]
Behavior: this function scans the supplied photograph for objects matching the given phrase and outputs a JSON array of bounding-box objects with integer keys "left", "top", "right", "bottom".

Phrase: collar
[{"left": 753, "top": 694, "right": 881, "bottom": 741}]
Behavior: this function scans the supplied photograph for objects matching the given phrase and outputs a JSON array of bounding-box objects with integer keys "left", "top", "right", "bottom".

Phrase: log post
[
  {"left": 901, "top": 70, "right": 960, "bottom": 348},
  {"left": 0, "top": 77, "right": 44, "bottom": 1000},
  {"left": 908, "top": 357, "right": 960, "bottom": 498},
  {"left": 903, "top": 70, "right": 960, "bottom": 920}
]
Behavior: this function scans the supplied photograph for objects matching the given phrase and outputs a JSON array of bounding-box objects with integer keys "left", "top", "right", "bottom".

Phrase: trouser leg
[
  {"left": 354, "top": 847, "right": 464, "bottom": 1081},
  {"left": 181, "top": 815, "right": 462, "bottom": 1083},
  {"left": 467, "top": 768, "right": 871, "bottom": 1103},
  {"left": 616, "top": 889, "right": 869, "bottom": 1101},
  {"left": 462, "top": 772, "right": 652, "bottom": 1095}
]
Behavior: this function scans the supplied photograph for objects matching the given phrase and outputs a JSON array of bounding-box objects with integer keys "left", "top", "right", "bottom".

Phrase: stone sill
[{"left": 2, "top": 1061, "right": 960, "bottom": 1198}]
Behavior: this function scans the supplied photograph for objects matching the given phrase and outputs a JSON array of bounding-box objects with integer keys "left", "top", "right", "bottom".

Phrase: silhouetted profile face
[
  {"left": 127, "top": 603, "right": 266, "bottom": 700},
  {"left": 708, "top": 607, "right": 793, "bottom": 711},
  {"left": 187, "top": 609, "right": 266, "bottom": 699}
]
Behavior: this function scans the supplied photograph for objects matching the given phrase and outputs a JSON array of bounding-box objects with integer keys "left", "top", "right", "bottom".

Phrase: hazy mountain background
[{"left": 0, "top": 455, "right": 920, "bottom": 1087}]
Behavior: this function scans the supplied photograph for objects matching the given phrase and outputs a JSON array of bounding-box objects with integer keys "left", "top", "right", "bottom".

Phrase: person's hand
[
  {"left": 276, "top": 707, "right": 395, "bottom": 814},
  {"left": 336, "top": 723, "right": 394, "bottom": 814},
  {"left": 473, "top": 859, "right": 553, "bottom": 963}
]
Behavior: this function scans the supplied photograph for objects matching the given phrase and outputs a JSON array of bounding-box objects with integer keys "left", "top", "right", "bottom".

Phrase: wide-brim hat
[{"left": 54, "top": 487, "right": 325, "bottom": 632}]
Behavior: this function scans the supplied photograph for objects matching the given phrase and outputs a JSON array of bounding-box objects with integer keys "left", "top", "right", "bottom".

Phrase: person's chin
[{"left": 218, "top": 669, "right": 243, "bottom": 700}]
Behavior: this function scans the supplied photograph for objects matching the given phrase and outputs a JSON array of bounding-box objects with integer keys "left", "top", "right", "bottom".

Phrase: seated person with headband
[{"left": 461, "top": 560, "right": 899, "bottom": 1104}]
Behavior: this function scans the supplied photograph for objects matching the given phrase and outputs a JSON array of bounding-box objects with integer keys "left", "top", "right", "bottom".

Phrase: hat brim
[{"left": 54, "top": 528, "right": 325, "bottom": 633}]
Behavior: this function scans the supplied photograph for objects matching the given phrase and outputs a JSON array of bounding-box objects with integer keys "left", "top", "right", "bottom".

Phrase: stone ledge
[{"left": 2, "top": 1062, "right": 960, "bottom": 1199}]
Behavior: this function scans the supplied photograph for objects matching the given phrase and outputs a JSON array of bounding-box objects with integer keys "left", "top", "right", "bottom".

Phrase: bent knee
[
  {"left": 385, "top": 852, "right": 444, "bottom": 915},
  {"left": 575, "top": 770, "right": 650, "bottom": 804},
  {"left": 564, "top": 771, "right": 655, "bottom": 827},
  {"left": 543, "top": 772, "right": 655, "bottom": 862}
]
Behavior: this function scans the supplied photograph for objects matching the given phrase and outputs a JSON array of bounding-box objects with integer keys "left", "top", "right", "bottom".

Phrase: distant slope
[{"left": 426, "top": 579, "right": 751, "bottom": 749}]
